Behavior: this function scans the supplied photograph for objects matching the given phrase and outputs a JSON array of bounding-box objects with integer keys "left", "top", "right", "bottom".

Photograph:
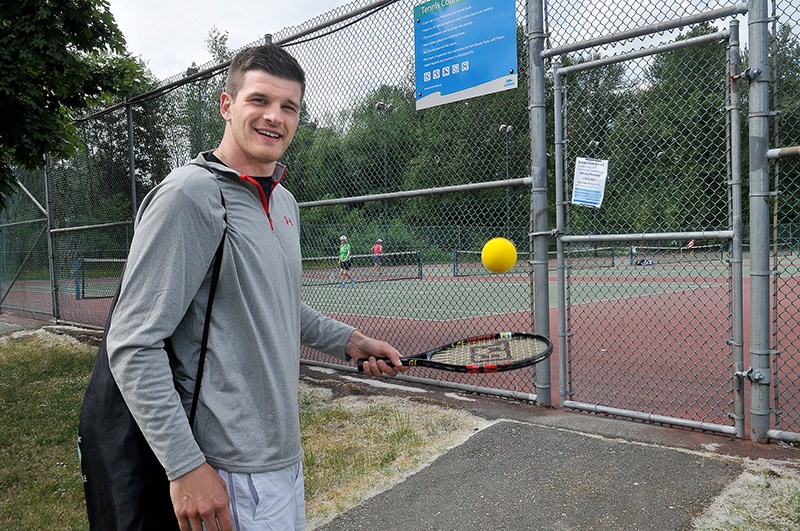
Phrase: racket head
[
  {"left": 416, "top": 332, "right": 552, "bottom": 373},
  {"left": 356, "top": 332, "right": 552, "bottom": 374}
]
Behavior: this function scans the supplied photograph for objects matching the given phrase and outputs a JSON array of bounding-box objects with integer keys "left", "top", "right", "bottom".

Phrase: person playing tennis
[
  {"left": 372, "top": 238, "right": 383, "bottom": 272},
  {"left": 338, "top": 235, "right": 355, "bottom": 286},
  {"left": 105, "top": 44, "right": 405, "bottom": 531}
]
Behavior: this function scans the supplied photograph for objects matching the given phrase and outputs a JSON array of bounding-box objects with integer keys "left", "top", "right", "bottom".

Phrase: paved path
[{"left": 302, "top": 365, "right": 800, "bottom": 531}]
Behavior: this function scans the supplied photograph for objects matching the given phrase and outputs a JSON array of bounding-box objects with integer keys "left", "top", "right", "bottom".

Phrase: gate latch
[{"left": 734, "top": 367, "right": 771, "bottom": 384}]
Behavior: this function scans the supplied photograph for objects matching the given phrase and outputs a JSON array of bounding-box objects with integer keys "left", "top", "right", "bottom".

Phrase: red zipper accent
[
  {"left": 238, "top": 167, "right": 286, "bottom": 231},
  {"left": 239, "top": 174, "right": 275, "bottom": 230}
]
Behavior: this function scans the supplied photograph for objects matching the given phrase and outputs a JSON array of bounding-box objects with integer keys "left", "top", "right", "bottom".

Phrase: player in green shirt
[{"left": 338, "top": 235, "right": 355, "bottom": 286}]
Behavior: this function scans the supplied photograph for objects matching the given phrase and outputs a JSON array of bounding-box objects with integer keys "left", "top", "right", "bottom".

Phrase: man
[
  {"left": 106, "top": 45, "right": 404, "bottom": 531},
  {"left": 338, "top": 235, "right": 355, "bottom": 286}
]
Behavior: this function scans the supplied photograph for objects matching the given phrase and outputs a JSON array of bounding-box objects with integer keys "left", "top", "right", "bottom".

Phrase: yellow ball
[{"left": 481, "top": 237, "right": 517, "bottom": 273}]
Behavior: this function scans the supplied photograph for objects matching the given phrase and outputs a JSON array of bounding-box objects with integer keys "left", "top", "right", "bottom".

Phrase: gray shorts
[{"left": 215, "top": 462, "right": 306, "bottom": 530}]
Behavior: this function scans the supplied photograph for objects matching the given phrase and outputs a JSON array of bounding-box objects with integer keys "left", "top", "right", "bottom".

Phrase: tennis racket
[{"left": 356, "top": 332, "right": 552, "bottom": 374}]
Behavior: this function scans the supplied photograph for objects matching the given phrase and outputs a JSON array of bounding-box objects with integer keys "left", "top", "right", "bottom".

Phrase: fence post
[
  {"left": 552, "top": 62, "right": 568, "bottom": 406},
  {"left": 127, "top": 104, "right": 138, "bottom": 225},
  {"left": 747, "top": 0, "right": 773, "bottom": 442},
  {"left": 728, "top": 19, "right": 745, "bottom": 439},
  {"left": 527, "top": 0, "right": 551, "bottom": 406},
  {"left": 44, "top": 155, "right": 60, "bottom": 320}
]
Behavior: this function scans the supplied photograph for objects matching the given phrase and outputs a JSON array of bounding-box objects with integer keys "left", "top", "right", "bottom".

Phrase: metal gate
[
  {"left": 767, "top": 0, "right": 800, "bottom": 442},
  {"left": 549, "top": 13, "right": 745, "bottom": 436}
]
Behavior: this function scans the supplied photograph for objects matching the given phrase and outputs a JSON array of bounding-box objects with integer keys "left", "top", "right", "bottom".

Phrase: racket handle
[{"left": 355, "top": 358, "right": 401, "bottom": 373}]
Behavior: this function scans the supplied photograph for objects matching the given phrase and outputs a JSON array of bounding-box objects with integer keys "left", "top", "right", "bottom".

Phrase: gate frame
[{"left": 547, "top": 18, "right": 745, "bottom": 437}]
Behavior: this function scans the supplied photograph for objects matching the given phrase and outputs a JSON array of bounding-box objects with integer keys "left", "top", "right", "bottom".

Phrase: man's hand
[
  {"left": 171, "top": 463, "right": 233, "bottom": 531},
  {"left": 346, "top": 330, "right": 406, "bottom": 378}
]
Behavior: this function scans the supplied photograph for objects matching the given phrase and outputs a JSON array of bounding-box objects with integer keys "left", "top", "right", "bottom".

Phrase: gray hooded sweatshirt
[{"left": 106, "top": 153, "right": 354, "bottom": 480}]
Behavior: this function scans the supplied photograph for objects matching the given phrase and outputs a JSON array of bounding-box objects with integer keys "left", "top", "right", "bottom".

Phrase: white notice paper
[{"left": 571, "top": 157, "right": 609, "bottom": 208}]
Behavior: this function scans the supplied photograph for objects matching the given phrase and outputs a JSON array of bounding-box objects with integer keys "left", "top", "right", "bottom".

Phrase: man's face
[{"left": 220, "top": 70, "right": 302, "bottom": 173}]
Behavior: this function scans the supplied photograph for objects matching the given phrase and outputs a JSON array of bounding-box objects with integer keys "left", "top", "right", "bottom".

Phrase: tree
[
  {"left": 771, "top": 24, "right": 800, "bottom": 232},
  {"left": 179, "top": 28, "right": 231, "bottom": 163},
  {"left": 564, "top": 23, "right": 729, "bottom": 235},
  {"left": 0, "top": 0, "right": 135, "bottom": 207}
]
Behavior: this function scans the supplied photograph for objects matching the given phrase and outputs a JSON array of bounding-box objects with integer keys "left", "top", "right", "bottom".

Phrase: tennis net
[
  {"left": 452, "top": 246, "right": 616, "bottom": 277},
  {"left": 75, "top": 257, "right": 125, "bottom": 300},
  {"left": 302, "top": 251, "right": 423, "bottom": 286},
  {"left": 628, "top": 244, "right": 725, "bottom": 265}
]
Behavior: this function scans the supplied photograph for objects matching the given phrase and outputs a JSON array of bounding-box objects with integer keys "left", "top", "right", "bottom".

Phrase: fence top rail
[
  {"left": 299, "top": 177, "right": 532, "bottom": 208},
  {"left": 73, "top": 0, "right": 400, "bottom": 124},
  {"left": 542, "top": 2, "right": 747, "bottom": 59},
  {"left": 555, "top": 30, "right": 730, "bottom": 76},
  {"left": 558, "top": 231, "right": 734, "bottom": 243}
]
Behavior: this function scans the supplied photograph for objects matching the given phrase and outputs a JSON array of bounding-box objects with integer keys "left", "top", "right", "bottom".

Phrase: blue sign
[{"left": 414, "top": 0, "right": 518, "bottom": 110}]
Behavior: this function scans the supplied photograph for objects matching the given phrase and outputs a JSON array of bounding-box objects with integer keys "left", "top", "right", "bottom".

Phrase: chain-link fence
[
  {"left": 0, "top": 167, "right": 50, "bottom": 318},
  {"left": 2, "top": 0, "right": 799, "bottom": 441},
  {"left": 771, "top": 0, "right": 800, "bottom": 438},
  {"left": 546, "top": 0, "right": 749, "bottom": 435}
]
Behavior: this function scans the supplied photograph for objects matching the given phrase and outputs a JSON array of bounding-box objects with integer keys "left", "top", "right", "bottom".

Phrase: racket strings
[{"left": 430, "top": 338, "right": 549, "bottom": 367}]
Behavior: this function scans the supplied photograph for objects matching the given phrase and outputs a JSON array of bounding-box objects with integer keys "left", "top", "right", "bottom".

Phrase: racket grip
[{"left": 355, "top": 358, "right": 399, "bottom": 373}]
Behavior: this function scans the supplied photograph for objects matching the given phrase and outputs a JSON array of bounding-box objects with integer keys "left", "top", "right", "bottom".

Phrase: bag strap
[{"left": 187, "top": 188, "right": 227, "bottom": 428}]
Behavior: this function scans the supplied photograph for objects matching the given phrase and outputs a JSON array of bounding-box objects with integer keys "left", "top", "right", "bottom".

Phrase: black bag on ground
[{"left": 78, "top": 210, "right": 225, "bottom": 530}]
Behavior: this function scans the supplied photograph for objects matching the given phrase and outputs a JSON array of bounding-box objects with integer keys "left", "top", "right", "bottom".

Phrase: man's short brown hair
[{"left": 226, "top": 45, "right": 306, "bottom": 100}]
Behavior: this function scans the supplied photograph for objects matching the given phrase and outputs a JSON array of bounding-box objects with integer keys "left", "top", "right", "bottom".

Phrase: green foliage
[
  {"left": 293, "top": 23, "right": 540, "bottom": 254},
  {"left": 566, "top": 23, "right": 730, "bottom": 234},
  {"left": 772, "top": 23, "right": 800, "bottom": 225},
  {"left": 7, "top": 18, "right": 800, "bottom": 259},
  {"left": 0, "top": 335, "right": 471, "bottom": 529},
  {"left": 0, "top": 0, "right": 140, "bottom": 209}
]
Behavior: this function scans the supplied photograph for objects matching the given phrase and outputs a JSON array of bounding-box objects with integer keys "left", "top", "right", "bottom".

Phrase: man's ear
[{"left": 219, "top": 92, "right": 233, "bottom": 120}]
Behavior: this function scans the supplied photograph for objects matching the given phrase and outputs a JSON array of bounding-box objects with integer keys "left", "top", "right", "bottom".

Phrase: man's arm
[
  {"left": 106, "top": 175, "right": 227, "bottom": 480},
  {"left": 299, "top": 303, "right": 405, "bottom": 378}
]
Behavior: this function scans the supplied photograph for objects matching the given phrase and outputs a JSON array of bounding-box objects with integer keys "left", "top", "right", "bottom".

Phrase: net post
[
  {"left": 451, "top": 250, "right": 457, "bottom": 277},
  {"left": 417, "top": 252, "right": 423, "bottom": 279},
  {"left": 74, "top": 258, "right": 81, "bottom": 300}
]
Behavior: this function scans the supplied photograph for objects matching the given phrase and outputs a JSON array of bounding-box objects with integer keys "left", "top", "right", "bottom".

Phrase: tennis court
[{"left": 300, "top": 245, "right": 749, "bottom": 412}]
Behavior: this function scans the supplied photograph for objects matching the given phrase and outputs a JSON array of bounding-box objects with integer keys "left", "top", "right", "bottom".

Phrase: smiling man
[{"left": 104, "top": 45, "right": 405, "bottom": 531}]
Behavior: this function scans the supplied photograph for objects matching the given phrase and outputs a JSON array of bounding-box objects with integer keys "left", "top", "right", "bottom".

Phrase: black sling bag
[{"left": 78, "top": 188, "right": 226, "bottom": 530}]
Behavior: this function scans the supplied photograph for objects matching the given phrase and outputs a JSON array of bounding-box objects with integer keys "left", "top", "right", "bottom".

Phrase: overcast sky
[{"left": 108, "top": 0, "right": 348, "bottom": 80}]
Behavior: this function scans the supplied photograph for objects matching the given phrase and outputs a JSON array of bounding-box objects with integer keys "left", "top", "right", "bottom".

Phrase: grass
[
  {"left": 693, "top": 465, "right": 800, "bottom": 530},
  {"left": 0, "top": 331, "right": 92, "bottom": 529},
  {"left": 0, "top": 330, "right": 478, "bottom": 530}
]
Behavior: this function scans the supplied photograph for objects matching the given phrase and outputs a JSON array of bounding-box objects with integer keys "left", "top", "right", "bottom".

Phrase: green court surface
[
  {"left": 301, "top": 275, "right": 725, "bottom": 320},
  {"left": 303, "top": 279, "right": 532, "bottom": 319}
]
